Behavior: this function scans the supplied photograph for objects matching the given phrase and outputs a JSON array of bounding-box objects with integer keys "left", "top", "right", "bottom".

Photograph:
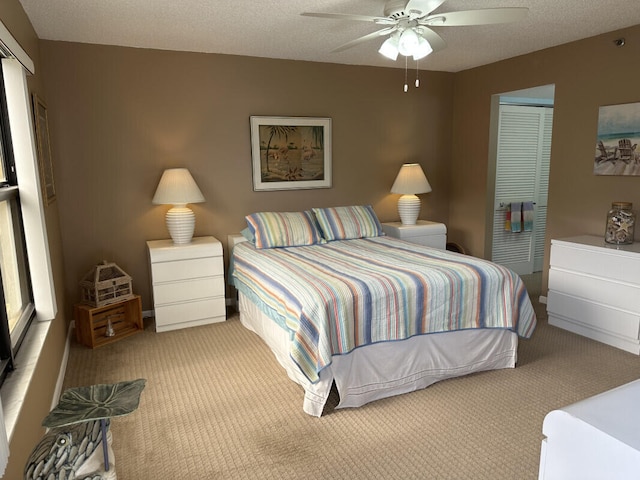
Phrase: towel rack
[{"left": 499, "top": 202, "right": 537, "bottom": 209}]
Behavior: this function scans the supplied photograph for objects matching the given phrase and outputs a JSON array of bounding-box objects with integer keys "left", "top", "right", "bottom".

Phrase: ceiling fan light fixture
[
  {"left": 412, "top": 35, "right": 433, "bottom": 60},
  {"left": 378, "top": 35, "right": 399, "bottom": 60},
  {"left": 398, "top": 28, "right": 420, "bottom": 56},
  {"left": 305, "top": 4, "right": 530, "bottom": 68}
]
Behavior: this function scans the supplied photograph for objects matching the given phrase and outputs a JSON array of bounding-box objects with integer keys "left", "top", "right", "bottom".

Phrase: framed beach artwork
[
  {"left": 594, "top": 101, "right": 640, "bottom": 176},
  {"left": 250, "top": 116, "right": 332, "bottom": 191}
]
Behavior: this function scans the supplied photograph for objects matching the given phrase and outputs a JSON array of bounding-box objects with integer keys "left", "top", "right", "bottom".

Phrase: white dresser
[
  {"left": 147, "top": 236, "right": 226, "bottom": 332},
  {"left": 547, "top": 235, "right": 640, "bottom": 354},
  {"left": 539, "top": 379, "right": 640, "bottom": 480},
  {"left": 381, "top": 220, "right": 447, "bottom": 249}
]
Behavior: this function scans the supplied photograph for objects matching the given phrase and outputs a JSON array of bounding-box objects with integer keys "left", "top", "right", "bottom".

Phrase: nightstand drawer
[
  {"left": 154, "top": 297, "right": 226, "bottom": 329},
  {"left": 381, "top": 221, "right": 447, "bottom": 249},
  {"left": 152, "top": 276, "right": 224, "bottom": 306},
  {"left": 151, "top": 256, "right": 222, "bottom": 283}
]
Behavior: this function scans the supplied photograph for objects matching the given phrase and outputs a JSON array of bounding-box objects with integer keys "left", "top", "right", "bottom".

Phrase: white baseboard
[{"left": 51, "top": 320, "right": 74, "bottom": 410}]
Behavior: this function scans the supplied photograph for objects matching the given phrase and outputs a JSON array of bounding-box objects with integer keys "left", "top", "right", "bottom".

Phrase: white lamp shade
[
  {"left": 391, "top": 163, "right": 432, "bottom": 226},
  {"left": 413, "top": 36, "right": 433, "bottom": 60},
  {"left": 378, "top": 35, "right": 399, "bottom": 60},
  {"left": 390, "top": 163, "right": 432, "bottom": 195},
  {"left": 152, "top": 168, "right": 205, "bottom": 206},
  {"left": 379, "top": 28, "right": 432, "bottom": 62},
  {"left": 398, "top": 28, "right": 420, "bottom": 56},
  {"left": 152, "top": 168, "right": 205, "bottom": 244}
]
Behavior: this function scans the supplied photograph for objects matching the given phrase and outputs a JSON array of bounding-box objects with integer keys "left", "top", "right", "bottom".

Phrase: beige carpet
[{"left": 62, "top": 299, "right": 640, "bottom": 479}]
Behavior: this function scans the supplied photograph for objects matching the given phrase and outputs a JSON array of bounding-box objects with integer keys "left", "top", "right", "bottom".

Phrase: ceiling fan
[{"left": 301, "top": 0, "right": 528, "bottom": 62}]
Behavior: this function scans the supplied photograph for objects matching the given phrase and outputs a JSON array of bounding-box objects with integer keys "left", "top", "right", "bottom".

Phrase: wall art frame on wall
[
  {"left": 250, "top": 116, "right": 332, "bottom": 191},
  {"left": 32, "top": 94, "right": 56, "bottom": 204},
  {"left": 594, "top": 101, "right": 640, "bottom": 176}
]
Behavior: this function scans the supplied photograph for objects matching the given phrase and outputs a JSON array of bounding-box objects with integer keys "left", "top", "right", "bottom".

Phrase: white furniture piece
[
  {"left": 538, "top": 379, "right": 640, "bottom": 480},
  {"left": 381, "top": 220, "right": 446, "bottom": 249},
  {"left": 547, "top": 235, "right": 640, "bottom": 354},
  {"left": 231, "top": 235, "right": 529, "bottom": 417},
  {"left": 147, "top": 236, "right": 225, "bottom": 332}
]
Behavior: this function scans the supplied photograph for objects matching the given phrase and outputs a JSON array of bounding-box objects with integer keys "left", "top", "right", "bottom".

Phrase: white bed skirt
[{"left": 238, "top": 292, "right": 518, "bottom": 417}]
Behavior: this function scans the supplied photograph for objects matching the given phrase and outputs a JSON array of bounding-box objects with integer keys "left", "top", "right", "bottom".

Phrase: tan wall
[
  {"left": 6, "top": 10, "right": 639, "bottom": 474},
  {"left": 38, "top": 41, "right": 454, "bottom": 315},
  {"left": 450, "top": 25, "right": 640, "bottom": 291},
  {"left": 0, "top": 2, "right": 69, "bottom": 478}
]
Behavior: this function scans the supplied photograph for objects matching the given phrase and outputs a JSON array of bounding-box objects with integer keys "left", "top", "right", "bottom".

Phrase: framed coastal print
[
  {"left": 250, "top": 116, "right": 332, "bottom": 191},
  {"left": 594, "top": 101, "right": 640, "bottom": 176},
  {"left": 32, "top": 94, "right": 56, "bottom": 204}
]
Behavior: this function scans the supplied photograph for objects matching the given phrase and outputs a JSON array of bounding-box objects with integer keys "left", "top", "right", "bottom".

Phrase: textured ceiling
[{"left": 18, "top": 0, "right": 640, "bottom": 72}]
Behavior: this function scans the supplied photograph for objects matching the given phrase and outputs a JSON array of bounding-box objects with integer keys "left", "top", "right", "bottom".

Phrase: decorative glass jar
[{"left": 605, "top": 201, "right": 635, "bottom": 245}]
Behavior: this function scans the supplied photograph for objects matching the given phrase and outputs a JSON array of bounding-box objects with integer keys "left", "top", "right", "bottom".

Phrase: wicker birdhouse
[{"left": 80, "top": 261, "right": 134, "bottom": 307}]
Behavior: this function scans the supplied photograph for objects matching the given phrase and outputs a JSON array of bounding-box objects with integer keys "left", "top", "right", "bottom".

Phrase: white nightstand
[
  {"left": 147, "top": 236, "right": 226, "bottom": 332},
  {"left": 381, "top": 220, "right": 447, "bottom": 249}
]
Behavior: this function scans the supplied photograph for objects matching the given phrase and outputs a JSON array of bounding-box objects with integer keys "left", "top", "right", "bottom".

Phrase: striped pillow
[
  {"left": 313, "top": 205, "right": 383, "bottom": 241},
  {"left": 245, "top": 211, "right": 323, "bottom": 249}
]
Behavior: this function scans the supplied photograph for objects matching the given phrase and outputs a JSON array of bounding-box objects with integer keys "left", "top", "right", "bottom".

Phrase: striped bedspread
[{"left": 230, "top": 236, "right": 536, "bottom": 383}]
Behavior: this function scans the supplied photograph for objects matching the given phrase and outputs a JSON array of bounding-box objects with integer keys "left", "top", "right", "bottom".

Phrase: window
[
  {"left": 0, "top": 21, "right": 56, "bottom": 448},
  {"left": 0, "top": 64, "right": 34, "bottom": 385}
]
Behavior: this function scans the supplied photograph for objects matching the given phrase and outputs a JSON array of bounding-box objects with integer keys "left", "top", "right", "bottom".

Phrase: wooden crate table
[{"left": 74, "top": 295, "right": 143, "bottom": 348}]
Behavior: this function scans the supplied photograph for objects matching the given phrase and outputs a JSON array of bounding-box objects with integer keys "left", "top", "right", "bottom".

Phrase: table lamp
[
  {"left": 152, "top": 168, "right": 205, "bottom": 244},
  {"left": 390, "top": 163, "right": 432, "bottom": 225}
]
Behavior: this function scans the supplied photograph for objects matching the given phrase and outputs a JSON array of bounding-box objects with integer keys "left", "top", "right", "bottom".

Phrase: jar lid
[{"left": 612, "top": 201, "right": 632, "bottom": 209}]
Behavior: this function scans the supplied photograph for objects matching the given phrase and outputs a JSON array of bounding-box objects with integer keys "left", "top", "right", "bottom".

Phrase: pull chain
[
  {"left": 403, "top": 56, "right": 408, "bottom": 92},
  {"left": 415, "top": 59, "right": 420, "bottom": 88}
]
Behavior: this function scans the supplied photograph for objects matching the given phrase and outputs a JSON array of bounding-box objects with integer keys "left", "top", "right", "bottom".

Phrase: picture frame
[
  {"left": 250, "top": 116, "right": 332, "bottom": 191},
  {"left": 594, "top": 101, "right": 640, "bottom": 176},
  {"left": 32, "top": 94, "right": 56, "bottom": 204}
]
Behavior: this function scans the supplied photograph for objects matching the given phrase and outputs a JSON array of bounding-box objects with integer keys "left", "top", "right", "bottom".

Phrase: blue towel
[
  {"left": 522, "top": 202, "right": 534, "bottom": 232},
  {"left": 510, "top": 202, "right": 522, "bottom": 233}
]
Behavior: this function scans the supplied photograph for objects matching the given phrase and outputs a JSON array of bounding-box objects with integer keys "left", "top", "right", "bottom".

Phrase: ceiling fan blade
[
  {"left": 301, "top": 12, "right": 393, "bottom": 24},
  {"left": 418, "top": 27, "right": 447, "bottom": 53},
  {"left": 421, "top": 7, "right": 528, "bottom": 27},
  {"left": 331, "top": 27, "right": 397, "bottom": 53},
  {"left": 405, "top": 0, "right": 447, "bottom": 17}
]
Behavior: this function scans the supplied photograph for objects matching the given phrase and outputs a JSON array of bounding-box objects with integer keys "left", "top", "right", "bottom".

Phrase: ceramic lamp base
[
  {"left": 398, "top": 194, "right": 421, "bottom": 225},
  {"left": 166, "top": 206, "right": 195, "bottom": 244}
]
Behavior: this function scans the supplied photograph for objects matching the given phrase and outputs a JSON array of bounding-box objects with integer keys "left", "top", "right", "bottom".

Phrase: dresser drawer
[
  {"left": 152, "top": 276, "right": 224, "bottom": 306},
  {"left": 550, "top": 242, "right": 640, "bottom": 284},
  {"left": 155, "top": 297, "right": 226, "bottom": 328},
  {"left": 151, "top": 256, "right": 222, "bottom": 283},
  {"left": 549, "top": 269, "right": 640, "bottom": 314},
  {"left": 547, "top": 290, "right": 640, "bottom": 340}
]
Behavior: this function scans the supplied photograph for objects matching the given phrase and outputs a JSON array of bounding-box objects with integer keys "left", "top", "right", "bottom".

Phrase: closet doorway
[{"left": 486, "top": 85, "right": 555, "bottom": 276}]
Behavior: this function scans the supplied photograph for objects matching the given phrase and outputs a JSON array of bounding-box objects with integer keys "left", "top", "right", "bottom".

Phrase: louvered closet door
[{"left": 491, "top": 105, "right": 553, "bottom": 275}]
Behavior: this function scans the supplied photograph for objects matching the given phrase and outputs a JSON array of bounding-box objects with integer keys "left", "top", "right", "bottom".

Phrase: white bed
[{"left": 230, "top": 212, "right": 535, "bottom": 416}]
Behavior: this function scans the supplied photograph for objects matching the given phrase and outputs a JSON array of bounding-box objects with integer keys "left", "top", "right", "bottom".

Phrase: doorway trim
[{"left": 485, "top": 84, "right": 555, "bottom": 265}]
